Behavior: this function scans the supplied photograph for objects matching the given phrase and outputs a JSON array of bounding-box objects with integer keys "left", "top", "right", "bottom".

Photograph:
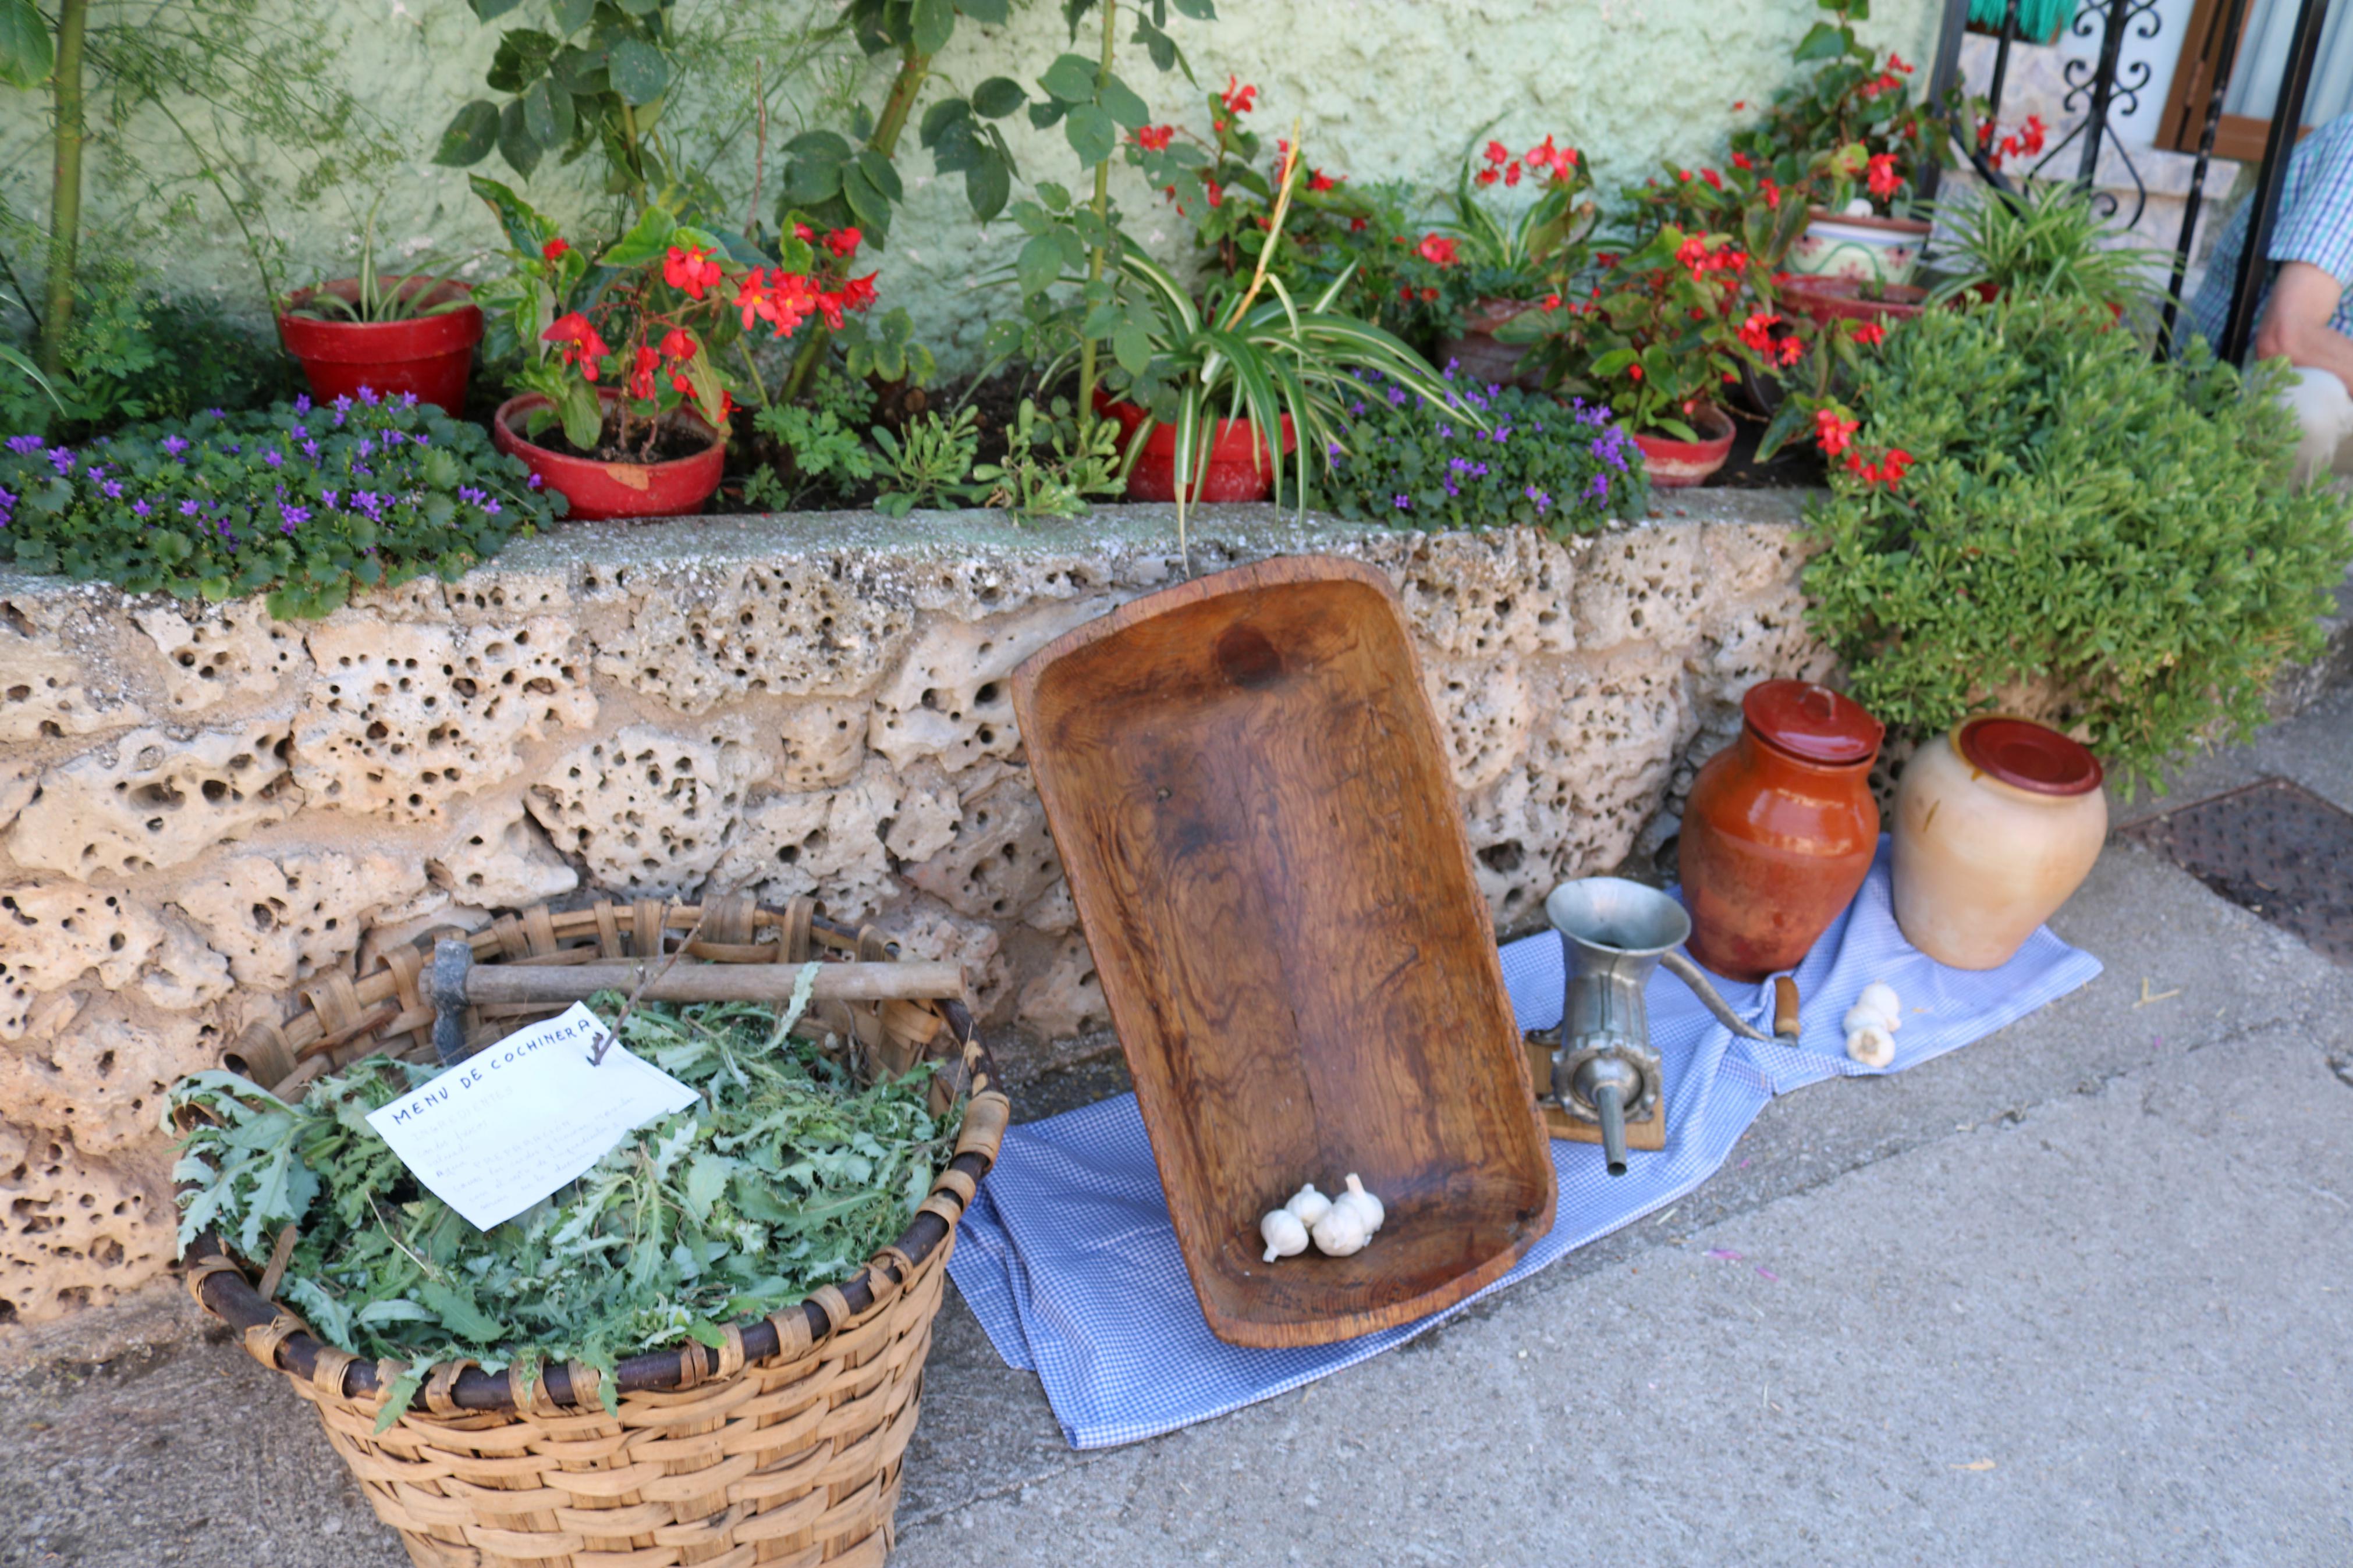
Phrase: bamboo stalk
[
  {"left": 38, "top": 0, "right": 90, "bottom": 395},
  {"left": 463, "top": 959, "right": 964, "bottom": 1007}
]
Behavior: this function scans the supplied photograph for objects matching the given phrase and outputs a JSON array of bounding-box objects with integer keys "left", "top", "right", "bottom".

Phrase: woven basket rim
[{"left": 182, "top": 894, "right": 1008, "bottom": 1417}]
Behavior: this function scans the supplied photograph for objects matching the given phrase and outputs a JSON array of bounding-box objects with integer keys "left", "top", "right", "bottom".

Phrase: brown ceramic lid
[
  {"left": 1741, "top": 680, "right": 1883, "bottom": 765},
  {"left": 1955, "top": 716, "right": 2103, "bottom": 797}
]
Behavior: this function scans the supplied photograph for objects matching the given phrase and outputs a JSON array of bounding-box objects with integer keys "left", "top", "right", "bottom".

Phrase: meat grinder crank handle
[{"left": 1658, "top": 952, "right": 1804, "bottom": 1049}]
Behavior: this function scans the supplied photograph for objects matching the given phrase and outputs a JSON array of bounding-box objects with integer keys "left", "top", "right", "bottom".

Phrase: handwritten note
[{"left": 365, "top": 1003, "right": 699, "bottom": 1231}]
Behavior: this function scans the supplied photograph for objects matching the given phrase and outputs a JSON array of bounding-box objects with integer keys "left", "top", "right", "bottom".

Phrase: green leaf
[
  {"left": 1793, "top": 21, "right": 1847, "bottom": 61},
  {"left": 557, "top": 377, "right": 605, "bottom": 450},
  {"left": 523, "top": 79, "right": 571, "bottom": 148},
  {"left": 551, "top": 0, "right": 595, "bottom": 29},
  {"left": 415, "top": 1278, "right": 506, "bottom": 1343},
  {"left": 0, "top": 0, "right": 53, "bottom": 90},
  {"left": 433, "top": 101, "right": 501, "bottom": 168},
  {"left": 498, "top": 99, "right": 543, "bottom": 179},
  {"left": 965, "top": 152, "right": 1012, "bottom": 222},
  {"left": 1064, "top": 104, "right": 1116, "bottom": 166},
  {"left": 958, "top": 0, "right": 1011, "bottom": 22},
  {"left": 469, "top": 0, "right": 524, "bottom": 17},
  {"left": 1028, "top": 98, "right": 1067, "bottom": 131},
  {"left": 487, "top": 28, "right": 558, "bottom": 92},
  {"left": 1016, "top": 233, "right": 1064, "bottom": 297},
  {"left": 608, "top": 37, "right": 670, "bottom": 104},
  {"left": 855, "top": 148, "right": 904, "bottom": 203},
  {"left": 1038, "top": 51, "right": 1099, "bottom": 104},
  {"left": 1166, "top": 0, "right": 1214, "bottom": 15},
  {"left": 919, "top": 97, "right": 970, "bottom": 148},
  {"left": 971, "top": 75, "right": 1027, "bottom": 118},
  {"left": 1112, "top": 319, "right": 1154, "bottom": 375},
  {"left": 1097, "top": 71, "right": 1149, "bottom": 130},
  {"left": 911, "top": 0, "right": 956, "bottom": 54},
  {"left": 842, "top": 160, "right": 891, "bottom": 230},
  {"left": 599, "top": 204, "right": 676, "bottom": 266}
]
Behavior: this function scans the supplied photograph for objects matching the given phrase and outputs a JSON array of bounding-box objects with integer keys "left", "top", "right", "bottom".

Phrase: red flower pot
[
  {"left": 1629, "top": 403, "right": 1735, "bottom": 488},
  {"left": 492, "top": 392, "right": 725, "bottom": 523},
  {"left": 1774, "top": 275, "right": 1929, "bottom": 331},
  {"left": 277, "top": 279, "right": 483, "bottom": 415},
  {"left": 1098, "top": 396, "right": 1298, "bottom": 504}
]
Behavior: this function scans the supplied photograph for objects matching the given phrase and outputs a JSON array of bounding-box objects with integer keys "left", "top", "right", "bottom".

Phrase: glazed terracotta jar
[
  {"left": 1892, "top": 715, "right": 2107, "bottom": 969},
  {"left": 1679, "top": 681, "right": 1884, "bottom": 982}
]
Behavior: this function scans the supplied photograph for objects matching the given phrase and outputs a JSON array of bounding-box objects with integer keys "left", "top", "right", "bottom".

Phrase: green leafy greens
[{"left": 168, "top": 989, "right": 962, "bottom": 1427}]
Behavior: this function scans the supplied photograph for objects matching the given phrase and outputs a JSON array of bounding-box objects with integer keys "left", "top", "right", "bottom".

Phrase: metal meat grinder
[{"left": 1545, "top": 877, "right": 1801, "bottom": 1176}]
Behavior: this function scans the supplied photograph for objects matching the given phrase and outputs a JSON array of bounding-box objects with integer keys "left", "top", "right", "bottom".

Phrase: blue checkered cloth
[
  {"left": 948, "top": 843, "right": 2102, "bottom": 1449},
  {"left": 2187, "top": 111, "right": 2353, "bottom": 351}
]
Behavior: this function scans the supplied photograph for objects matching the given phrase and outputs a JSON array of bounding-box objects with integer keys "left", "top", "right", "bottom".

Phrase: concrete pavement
[{"left": 5, "top": 688, "right": 2351, "bottom": 1567}]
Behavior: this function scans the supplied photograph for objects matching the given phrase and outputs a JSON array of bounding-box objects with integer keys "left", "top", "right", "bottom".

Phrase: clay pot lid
[
  {"left": 1742, "top": 680, "right": 1884, "bottom": 765},
  {"left": 1955, "top": 716, "right": 2103, "bottom": 797}
]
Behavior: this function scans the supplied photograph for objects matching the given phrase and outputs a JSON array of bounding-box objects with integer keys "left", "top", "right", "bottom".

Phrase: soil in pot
[
  {"left": 1776, "top": 274, "right": 1930, "bottom": 330},
  {"left": 276, "top": 278, "right": 482, "bottom": 415},
  {"left": 493, "top": 392, "right": 725, "bottom": 522},
  {"left": 521, "top": 405, "right": 716, "bottom": 464}
]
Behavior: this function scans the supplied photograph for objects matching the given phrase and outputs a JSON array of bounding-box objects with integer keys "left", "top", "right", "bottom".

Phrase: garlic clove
[
  {"left": 1339, "top": 1173, "right": 1385, "bottom": 1234},
  {"left": 1260, "top": 1207, "right": 1309, "bottom": 1263},
  {"left": 1857, "top": 981, "right": 1901, "bottom": 1029},
  {"left": 1309, "top": 1203, "right": 1369, "bottom": 1257},
  {"left": 1841, "top": 1002, "right": 1894, "bottom": 1037},
  {"left": 1284, "top": 1183, "right": 1333, "bottom": 1228},
  {"left": 1846, "top": 1023, "right": 1896, "bottom": 1068}
]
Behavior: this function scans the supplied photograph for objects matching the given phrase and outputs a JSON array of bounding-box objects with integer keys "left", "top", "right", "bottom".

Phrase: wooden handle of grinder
[
  {"left": 463, "top": 960, "right": 965, "bottom": 1007},
  {"left": 1773, "top": 976, "right": 1800, "bottom": 1040}
]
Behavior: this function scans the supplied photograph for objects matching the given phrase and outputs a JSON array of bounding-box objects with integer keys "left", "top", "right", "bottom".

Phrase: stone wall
[{"left": 0, "top": 494, "right": 1827, "bottom": 1323}]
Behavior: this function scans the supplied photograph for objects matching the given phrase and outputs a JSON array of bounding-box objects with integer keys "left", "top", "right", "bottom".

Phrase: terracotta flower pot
[
  {"left": 492, "top": 392, "right": 725, "bottom": 522},
  {"left": 1891, "top": 715, "right": 2107, "bottom": 970},
  {"left": 1678, "top": 680, "right": 1885, "bottom": 982},
  {"left": 1630, "top": 403, "right": 1736, "bottom": 489},
  {"left": 1435, "top": 298, "right": 1542, "bottom": 391},
  {"left": 1788, "top": 209, "right": 1934, "bottom": 286},
  {"left": 1776, "top": 274, "right": 1929, "bottom": 330},
  {"left": 277, "top": 279, "right": 482, "bottom": 415},
  {"left": 1099, "top": 396, "right": 1297, "bottom": 504}
]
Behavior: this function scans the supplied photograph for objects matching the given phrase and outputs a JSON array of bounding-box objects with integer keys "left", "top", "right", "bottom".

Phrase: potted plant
[
  {"left": 1418, "top": 130, "right": 1597, "bottom": 387},
  {"left": 1733, "top": 2, "right": 1967, "bottom": 289},
  {"left": 1925, "top": 177, "right": 2166, "bottom": 319},
  {"left": 1084, "top": 143, "right": 1460, "bottom": 556},
  {"left": 1503, "top": 224, "right": 1776, "bottom": 488},
  {"left": 469, "top": 179, "right": 878, "bottom": 522},
  {"left": 276, "top": 212, "right": 481, "bottom": 414}
]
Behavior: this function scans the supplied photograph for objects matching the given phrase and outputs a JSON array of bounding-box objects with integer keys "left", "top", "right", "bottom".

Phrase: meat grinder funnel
[{"left": 1544, "top": 876, "right": 1772, "bottom": 1175}]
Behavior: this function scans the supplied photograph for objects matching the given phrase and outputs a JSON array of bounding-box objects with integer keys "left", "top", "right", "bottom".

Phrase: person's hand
[{"left": 2253, "top": 260, "right": 2353, "bottom": 396}]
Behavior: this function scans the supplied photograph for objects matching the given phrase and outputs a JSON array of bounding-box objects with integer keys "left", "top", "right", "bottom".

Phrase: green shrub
[
  {"left": 1322, "top": 367, "right": 1644, "bottom": 540},
  {"left": 0, "top": 392, "right": 559, "bottom": 617},
  {"left": 1805, "top": 296, "right": 2353, "bottom": 792}
]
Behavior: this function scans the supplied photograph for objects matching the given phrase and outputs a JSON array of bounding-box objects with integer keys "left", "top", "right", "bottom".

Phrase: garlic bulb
[
  {"left": 1284, "top": 1183, "right": 1333, "bottom": 1228},
  {"left": 1260, "top": 1207, "right": 1309, "bottom": 1263},
  {"left": 1336, "top": 1172, "right": 1385, "bottom": 1235},
  {"left": 1846, "top": 1022, "right": 1896, "bottom": 1068},
  {"left": 1857, "top": 982, "right": 1901, "bottom": 1028},
  {"left": 1309, "top": 1201, "right": 1370, "bottom": 1257}
]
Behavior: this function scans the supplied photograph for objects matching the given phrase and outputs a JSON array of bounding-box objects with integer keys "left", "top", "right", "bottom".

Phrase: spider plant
[
  {"left": 279, "top": 200, "right": 470, "bottom": 323},
  {"left": 1062, "top": 144, "right": 1465, "bottom": 567},
  {"left": 1926, "top": 179, "right": 2169, "bottom": 315}
]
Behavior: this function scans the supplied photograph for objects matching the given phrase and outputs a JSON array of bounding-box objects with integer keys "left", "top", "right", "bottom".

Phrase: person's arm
[{"left": 2252, "top": 262, "right": 2353, "bottom": 396}]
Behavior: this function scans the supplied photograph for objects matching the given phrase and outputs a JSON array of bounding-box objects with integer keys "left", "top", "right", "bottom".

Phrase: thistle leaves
[{"left": 169, "top": 995, "right": 961, "bottom": 1427}]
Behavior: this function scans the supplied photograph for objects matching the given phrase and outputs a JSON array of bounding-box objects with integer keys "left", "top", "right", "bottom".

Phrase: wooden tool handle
[
  {"left": 1773, "top": 976, "right": 1801, "bottom": 1040},
  {"left": 462, "top": 959, "right": 964, "bottom": 1007}
]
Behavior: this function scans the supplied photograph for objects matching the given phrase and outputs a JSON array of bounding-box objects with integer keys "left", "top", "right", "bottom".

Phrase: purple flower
[
  {"left": 6, "top": 434, "right": 43, "bottom": 454},
  {"left": 301, "top": 438, "right": 321, "bottom": 461},
  {"left": 357, "top": 387, "right": 381, "bottom": 406},
  {"left": 1393, "top": 493, "right": 1412, "bottom": 510},
  {"left": 1436, "top": 424, "right": 1453, "bottom": 439},
  {"left": 484, "top": 499, "right": 501, "bottom": 514},
  {"left": 457, "top": 485, "right": 487, "bottom": 506},
  {"left": 292, "top": 394, "right": 313, "bottom": 414},
  {"left": 203, "top": 407, "right": 225, "bottom": 419},
  {"left": 278, "top": 501, "right": 310, "bottom": 534},
  {"left": 400, "top": 391, "right": 418, "bottom": 408},
  {"left": 355, "top": 438, "right": 375, "bottom": 458},
  {"left": 1524, "top": 485, "right": 1552, "bottom": 514},
  {"left": 180, "top": 499, "right": 201, "bottom": 517},
  {"left": 159, "top": 435, "right": 189, "bottom": 458},
  {"left": 526, "top": 474, "right": 544, "bottom": 490},
  {"left": 47, "top": 447, "right": 74, "bottom": 475},
  {"left": 101, "top": 479, "right": 123, "bottom": 499},
  {"left": 1386, "top": 385, "right": 1410, "bottom": 407},
  {"left": 322, "top": 488, "right": 339, "bottom": 507},
  {"left": 264, "top": 449, "right": 283, "bottom": 468},
  {"left": 132, "top": 498, "right": 152, "bottom": 517}
]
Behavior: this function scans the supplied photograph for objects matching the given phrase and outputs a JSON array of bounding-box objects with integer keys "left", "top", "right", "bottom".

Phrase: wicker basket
[{"left": 182, "top": 893, "right": 1008, "bottom": 1568}]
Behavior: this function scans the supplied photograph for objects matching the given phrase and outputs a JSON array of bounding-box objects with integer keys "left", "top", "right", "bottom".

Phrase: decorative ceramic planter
[
  {"left": 1099, "top": 397, "right": 1297, "bottom": 504},
  {"left": 1776, "top": 275, "right": 1930, "bottom": 331},
  {"left": 1435, "top": 298, "right": 1542, "bottom": 391},
  {"left": 1891, "top": 714, "right": 2107, "bottom": 970},
  {"left": 1678, "top": 680, "right": 1884, "bottom": 982},
  {"left": 276, "top": 279, "right": 482, "bottom": 415},
  {"left": 1630, "top": 403, "right": 1736, "bottom": 489},
  {"left": 491, "top": 392, "right": 725, "bottom": 522},
  {"left": 1788, "top": 209, "right": 1933, "bottom": 286}
]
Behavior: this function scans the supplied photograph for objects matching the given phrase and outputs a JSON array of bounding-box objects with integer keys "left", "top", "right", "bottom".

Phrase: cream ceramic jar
[{"left": 1891, "top": 716, "right": 2107, "bottom": 970}]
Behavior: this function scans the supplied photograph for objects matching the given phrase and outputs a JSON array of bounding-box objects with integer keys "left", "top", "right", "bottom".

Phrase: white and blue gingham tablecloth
[{"left": 947, "top": 844, "right": 2100, "bottom": 1449}]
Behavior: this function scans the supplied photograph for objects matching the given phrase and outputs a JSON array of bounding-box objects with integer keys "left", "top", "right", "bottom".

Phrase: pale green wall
[{"left": 0, "top": 0, "right": 1940, "bottom": 372}]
